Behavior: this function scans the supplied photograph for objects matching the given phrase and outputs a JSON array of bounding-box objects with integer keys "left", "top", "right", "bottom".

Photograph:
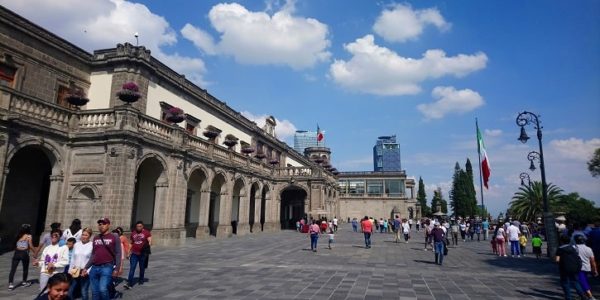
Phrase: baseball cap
[{"left": 97, "top": 217, "right": 111, "bottom": 224}]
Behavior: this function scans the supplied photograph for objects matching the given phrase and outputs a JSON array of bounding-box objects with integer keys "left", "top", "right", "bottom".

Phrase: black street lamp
[
  {"left": 516, "top": 111, "right": 557, "bottom": 258},
  {"left": 519, "top": 172, "right": 531, "bottom": 187},
  {"left": 527, "top": 151, "right": 541, "bottom": 172}
]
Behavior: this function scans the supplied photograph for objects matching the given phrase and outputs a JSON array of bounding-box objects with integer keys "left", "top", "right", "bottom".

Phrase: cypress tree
[
  {"left": 417, "top": 177, "right": 430, "bottom": 217},
  {"left": 450, "top": 162, "right": 467, "bottom": 218},
  {"left": 465, "top": 159, "right": 478, "bottom": 217}
]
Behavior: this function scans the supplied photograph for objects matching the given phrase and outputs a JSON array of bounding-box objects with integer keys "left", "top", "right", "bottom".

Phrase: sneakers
[
  {"left": 21, "top": 281, "right": 31, "bottom": 287},
  {"left": 123, "top": 284, "right": 131, "bottom": 290},
  {"left": 8, "top": 283, "right": 14, "bottom": 291}
]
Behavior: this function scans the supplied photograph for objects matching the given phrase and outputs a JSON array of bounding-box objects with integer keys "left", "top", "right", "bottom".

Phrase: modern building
[
  {"left": 0, "top": 6, "right": 339, "bottom": 251},
  {"left": 373, "top": 135, "right": 401, "bottom": 172},
  {"left": 337, "top": 171, "right": 419, "bottom": 221},
  {"left": 293, "top": 130, "right": 320, "bottom": 154}
]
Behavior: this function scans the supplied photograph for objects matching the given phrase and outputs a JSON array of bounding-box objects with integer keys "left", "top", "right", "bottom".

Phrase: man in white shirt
[
  {"left": 507, "top": 222, "right": 522, "bottom": 257},
  {"left": 332, "top": 217, "right": 338, "bottom": 232}
]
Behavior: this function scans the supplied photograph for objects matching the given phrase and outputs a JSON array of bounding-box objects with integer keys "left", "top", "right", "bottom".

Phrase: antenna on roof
[{"left": 134, "top": 32, "right": 139, "bottom": 46}]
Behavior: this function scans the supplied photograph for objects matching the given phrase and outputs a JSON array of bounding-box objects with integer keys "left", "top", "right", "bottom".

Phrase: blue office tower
[{"left": 373, "top": 135, "right": 401, "bottom": 172}]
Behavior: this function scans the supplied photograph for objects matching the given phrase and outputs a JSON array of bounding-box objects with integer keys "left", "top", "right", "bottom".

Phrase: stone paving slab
[{"left": 1, "top": 225, "right": 599, "bottom": 300}]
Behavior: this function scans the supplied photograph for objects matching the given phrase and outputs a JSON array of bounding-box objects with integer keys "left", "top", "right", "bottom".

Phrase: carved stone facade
[{"left": 0, "top": 7, "right": 338, "bottom": 250}]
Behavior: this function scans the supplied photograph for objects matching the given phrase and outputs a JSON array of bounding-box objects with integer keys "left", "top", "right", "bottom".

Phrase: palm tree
[{"left": 509, "top": 181, "right": 563, "bottom": 222}]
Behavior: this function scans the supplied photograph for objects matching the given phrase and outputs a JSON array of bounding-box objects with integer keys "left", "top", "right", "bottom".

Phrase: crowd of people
[{"left": 6, "top": 218, "right": 152, "bottom": 300}]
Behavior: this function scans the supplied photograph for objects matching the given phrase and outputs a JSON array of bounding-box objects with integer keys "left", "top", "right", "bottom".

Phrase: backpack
[{"left": 559, "top": 245, "right": 582, "bottom": 274}]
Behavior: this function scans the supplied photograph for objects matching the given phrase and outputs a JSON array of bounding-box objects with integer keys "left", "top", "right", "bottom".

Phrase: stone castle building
[{"left": 0, "top": 6, "right": 339, "bottom": 250}]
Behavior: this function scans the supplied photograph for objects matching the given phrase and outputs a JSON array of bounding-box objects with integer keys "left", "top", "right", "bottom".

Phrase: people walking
[
  {"left": 113, "top": 227, "right": 130, "bottom": 285},
  {"left": 308, "top": 220, "right": 320, "bottom": 252},
  {"left": 450, "top": 221, "right": 459, "bottom": 246},
  {"left": 393, "top": 215, "right": 402, "bottom": 243},
  {"left": 573, "top": 235, "right": 597, "bottom": 300},
  {"left": 8, "top": 224, "right": 35, "bottom": 290},
  {"left": 459, "top": 221, "right": 467, "bottom": 242},
  {"left": 361, "top": 216, "right": 373, "bottom": 249},
  {"left": 35, "top": 229, "right": 69, "bottom": 292},
  {"left": 327, "top": 224, "right": 335, "bottom": 250},
  {"left": 507, "top": 222, "right": 521, "bottom": 257},
  {"left": 556, "top": 235, "right": 586, "bottom": 300},
  {"left": 495, "top": 224, "right": 507, "bottom": 257},
  {"left": 531, "top": 234, "right": 543, "bottom": 259},
  {"left": 351, "top": 218, "right": 358, "bottom": 232},
  {"left": 69, "top": 227, "right": 93, "bottom": 300},
  {"left": 482, "top": 218, "right": 490, "bottom": 240},
  {"left": 402, "top": 219, "right": 410, "bottom": 243},
  {"left": 62, "top": 219, "right": 83, "bottom": 243},
  {"left": 332, "top": 217, "right": 338, "bottom": 232},
  {"left": 431, "top": 222, "right": 446, "bottom": 266},
  {"left": 125, "top": 222, "right": 151, "bottom": 289},
  {"left": 83, "top": 217, "right": 122, "bottom": 300}
]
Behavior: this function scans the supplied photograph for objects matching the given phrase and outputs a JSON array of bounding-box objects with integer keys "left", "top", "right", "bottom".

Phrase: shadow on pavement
[
  {"left": 413, "top": 260, "right": 438, "bottom": 265},
  {"left": 517, "top": 288, "right": 563, "bottom": 300}
]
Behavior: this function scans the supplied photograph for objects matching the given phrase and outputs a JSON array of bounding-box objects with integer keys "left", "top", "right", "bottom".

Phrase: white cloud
[
  {"left": 181, "top": 2, "right": 331, "bottom": 69},
  {"left": 0, "top": 0, "right": 207, "bottom": 85},
  {"left": 373, "top": 3, "right": 450, "bottom": 43},
  {"left": 549, "top": 138, "right": 600, "bottom": 161},
  {"left": 417, "top": 86, "right": 484, "bottom": 120},
  {"left": 329, "top": 35, "right": 487, "bottom": 96},
  {"left": 485, "top": 129, "right": 503, "bottom": 137},
  {"left": 241, "top": 111, "right": 297, "bottom": 141}
]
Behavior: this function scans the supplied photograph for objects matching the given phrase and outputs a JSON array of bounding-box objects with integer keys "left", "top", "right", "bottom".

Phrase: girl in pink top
[{"left": 308, "top": 220, "right": 320, "bottom": 252}]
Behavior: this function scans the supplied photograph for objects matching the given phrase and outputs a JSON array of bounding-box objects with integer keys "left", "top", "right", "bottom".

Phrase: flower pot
[
  {"left": 241, "top": 147, "right": 255, "bottom": 155},
  {"left": 203, "top": 130, "right": 219, "bottom": 140},
  {"left": 255, "top": 153, "right": 266, "bottom": 159},
  {"left": 269, "top": 159, "right": 279, "bottom": 165},
  {"left": 166, "top": 114, "right": 185, "bottom": 123},
  {"left": 223, "top": 139, "right": 237, "bottom": 148},
  {"left": 117, "top": 89, "right": 141, "bottom": 103},
  {"left": 66, "top": 95, "right": 89, "bottom": 107}
]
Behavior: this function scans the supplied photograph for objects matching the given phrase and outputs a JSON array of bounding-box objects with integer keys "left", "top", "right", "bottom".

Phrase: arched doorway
[
  {"left": 132, "top": 157, "right": 166, "bottom": 229},
  {"left": 209, "top": 174, "right": 226, "bottom": 236},
  {"left": 249, "top": 183, "right": 259, "bottom": 233},
  {"left": 231, "top": 178, "right": 244, "bottom": 235},
  {"left": 280, "top": 185, "right": 307, "bottom": 230},
  {"left": 185, "top": 169, "right": 206, "bottom": 238},
  {"left": 0, "top": 146, "right": 52, "bottom": 252},
  {"left": 260, "top": 185, "right": 269, "bottom": 231}
]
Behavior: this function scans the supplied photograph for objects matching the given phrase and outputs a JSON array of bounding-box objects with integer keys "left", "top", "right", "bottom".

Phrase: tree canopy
[
  {"left": 508, "top": 181, "right": 563, "bottom": 222},
  {"left": 588, "top": 148, "right": 600, "bottom": 178},
  {"left": 417, "top": 177, "right": 430, "bottom": 217}
]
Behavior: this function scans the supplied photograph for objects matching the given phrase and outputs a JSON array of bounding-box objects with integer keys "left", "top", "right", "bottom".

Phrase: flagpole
[{"left": 476, "top": 118, "right": 485, "bottom": 217}]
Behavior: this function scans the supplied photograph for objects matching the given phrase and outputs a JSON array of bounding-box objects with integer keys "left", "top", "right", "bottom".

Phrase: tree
[
  {"left": 431, "top": 188, "right": 441, "bottom": 213},
  {"left": 440, "top": 189, "right": 448, "bottom": 214},
  {"left": 509, "top": 181, "right": 563, "bottom": 222},
  {"left": 417, "top": 177, "right": 430, "bottom": 217},
  {"left": 465, "top": 158, "right": 478, "bottom": 217},
  {"left": 554, "top": 192, "right": 600, "bottom": 224},
  {"left": 588, "top": 148, "right": 600, "bottom": 178},
  {"left": 450, "top": 162, "right": 466, "bottom": 218}
]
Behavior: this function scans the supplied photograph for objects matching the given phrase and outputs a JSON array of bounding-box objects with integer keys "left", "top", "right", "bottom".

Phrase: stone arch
[
  {"left": 6, "top": 137, "right": 62, "bottom": 175},
  {"left": 208, "top": 172, "right": 227, "bottom": 236},
  {"left": 185, "top": 165, "right": 209, "bottom": 238},
  {"left": 259, "top": 182, "right": 270, "bottom": 231},
  {"left": 248, "top": 182, "right": 260, "bottom": 233},
  {"left": 279, "top": 184, "right": 308, "bottom": 230},
  {"left": 0, "top": 144, "right": 56, "bottom": 251},
  {"left": 132, "top": 154, "right": 168, "bottom": 229},
  {"left": 276, "top": 183, "right": 309, "bottom": 196},
  {"left": 69, "top": 184, "right": 101, "bottom": 201},
  {"left": 231, "top": 177, "right": 246, "bottom": 234}
]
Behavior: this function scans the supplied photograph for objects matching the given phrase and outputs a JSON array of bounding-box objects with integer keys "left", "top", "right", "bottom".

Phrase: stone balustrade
[
  {"left": 9, "top": 93, "right": 72, "bottom": 128},
  {"left": 138, "top": 114, "right": 173, "bottom": 141},
  {"left": 78, "top": 110, "right": 116, "bottom": 129}
]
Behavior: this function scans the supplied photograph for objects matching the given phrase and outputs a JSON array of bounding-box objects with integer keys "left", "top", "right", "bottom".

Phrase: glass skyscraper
[
  {"left": 373, "top": 135, "right": 401, "bottom": 172},
  {"left": 294, "top": 130, "right": 321, "bottom": 154}
]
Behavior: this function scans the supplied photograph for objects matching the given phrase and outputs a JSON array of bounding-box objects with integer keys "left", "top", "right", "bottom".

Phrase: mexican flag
[
  {"left": 477, "top": 126, "right": 491, "bottom": 189},
  {"left": 317, "top": 125, "right": 324, "bottom": 142}
]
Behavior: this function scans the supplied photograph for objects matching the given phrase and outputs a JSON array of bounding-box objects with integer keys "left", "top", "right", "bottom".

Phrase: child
[
  {"left": 531, "top": 234, "right": 543, "bottom": 259},
  {"left": 328, "top": 225, "right": 335, "bottom": 249},
  {"left": 63, "top": 237, "right": 76, "bottom": 273},
  {"left": 491, "top": 237, "right": 498, "bottom": 255},
  {"left": 519, "top": 234, "right": 528, "bottom": 256}
]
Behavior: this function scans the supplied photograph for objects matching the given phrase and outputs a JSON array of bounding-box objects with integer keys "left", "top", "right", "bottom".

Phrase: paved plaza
[{"left": 1, "top": 225, "right": 599, "bottom": 300}]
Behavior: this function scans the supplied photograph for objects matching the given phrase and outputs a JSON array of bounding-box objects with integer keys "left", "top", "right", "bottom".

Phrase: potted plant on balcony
[
  {"left": 203, "top": 125, "right": 220, "bottom": 141},
  {"left": 117, "top": 82, "right": 141, "bottom": 104},
  {"left": 255, "top": 152, "right": 266, "bottom": 160},
  {"left": 65, "top": 89, "right": 89, "bottom": 107},
  {"left": 240, "top": 142, "right": 254, "bottom": 155},
  {"left": 165, "top": 107, "right": 185, "bottom": 123},
  {"left": 269, "top": 158, "right": 279, "bottom": 166},
  {"left": 223, "top": 134, "right": 238, "bottom": 149}
]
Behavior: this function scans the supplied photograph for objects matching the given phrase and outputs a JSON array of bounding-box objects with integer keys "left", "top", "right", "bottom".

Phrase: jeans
[
  {"left": 510, "top": 240, "right": 520, "bottom": 256},
  {"left": 90, "top": 264, "right": 114, "bottom": 300},
  {"left": 69, "top": 276, "right": 90, "bottom": 300},
  {"left": 310, "top": 234, "right": 318, "bottom": 250},
  {"left": 9, "top": 249, "right": 29, "bottom": 283},
  {"left": 451, "top": 232, "right": 458, "bottom": 245},
  {"left": 128, "top": 253, "right": 147, "bottom": 285},
  {"left": 364, "top": 232, "right": 371, "bottom": 248},
  {"left": 483, "top": 230, "right": 489, "bottom": 240},
  {"left": 434, "top": 242, "right": 444, "bottom": 265},
  {"left": 352, "top": 224, "right": 357, "bottom": 232},
  {"left": 559, "top": 272, "right": 585, "bottom": 300}
]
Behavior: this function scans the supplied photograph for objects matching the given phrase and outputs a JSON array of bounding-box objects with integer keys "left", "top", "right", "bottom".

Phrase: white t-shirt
[
  {"left": 71, "top": 241, "right": 93, "bottom": 270},
  {"left": 575, "top": 244, "right": 594, "bottom": 272},
  {"left": 333, "top": 218, "right": 338, "bottom": 225},
  {"left": 496, "top": 228, "right": 506, "bottom": 239},
  {"left": 507, "top": 225, "right": 521, "bottom": 241},
  {"left": 62, "top": 228, "right": 83, "bottom": 242},
  {"left": 402, "top": 223, "right": 410, "bottom": 234},
  {"left": 408, "top": 219, "right": 413, "bottom": 225}
]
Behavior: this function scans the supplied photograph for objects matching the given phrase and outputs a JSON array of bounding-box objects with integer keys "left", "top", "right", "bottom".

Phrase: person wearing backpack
[{"left": 556, "top": 235, "right": 586, "bottom": 300}]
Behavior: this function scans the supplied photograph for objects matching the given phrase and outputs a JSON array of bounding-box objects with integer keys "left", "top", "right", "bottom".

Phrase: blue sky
[{"left": 2, "top": 0, "right": 599, "bottom": 216}]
